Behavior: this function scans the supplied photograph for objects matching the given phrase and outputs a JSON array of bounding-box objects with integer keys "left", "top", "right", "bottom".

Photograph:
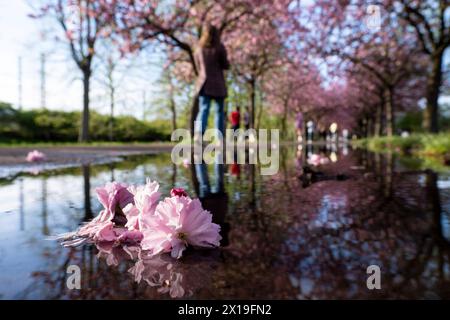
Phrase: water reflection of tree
[
  {"left": 280, "top": 151, "right": 450, "bottom": 298},
  {"left": 19, "top": 178, "right": 24, "bottom": 231},
  {"left": 41, "top": 176, "right": 49, "bottom": 236},
  {"left": 82, "top": 165, "right": 92, "bottom": 221}
]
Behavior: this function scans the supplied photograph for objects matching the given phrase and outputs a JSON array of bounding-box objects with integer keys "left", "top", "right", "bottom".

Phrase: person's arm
[{"left": 219, "top": 43, "right": 230, "bottom": 70}]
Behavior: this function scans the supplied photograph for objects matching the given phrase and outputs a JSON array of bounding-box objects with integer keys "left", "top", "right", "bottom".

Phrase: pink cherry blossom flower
[
  {"left": 124, "top": 179, "right": 161, "bottom": 230},
  {"left": 117, "top": 230, "right": 144, "bottom": 244},
  {"left": 95, "top": 181, "right": 134, "bottom": 222},
  {"left": 78, "top": 182, "right": 133, "bottom": 238},
  {"left": 170, "top": 187, "right": 188, "bottom": 198},
  {"left": 141, "top": 196, "right": 221, "bottom": 259},
  {"left": 26, "top": 150, "right": 46, "bottom": 162},
  {"left": 90, "top": 222, "right": 143, "bottom": 245},
  {"left": 94, "top": 221, "right": 119, "bottom": 242}
]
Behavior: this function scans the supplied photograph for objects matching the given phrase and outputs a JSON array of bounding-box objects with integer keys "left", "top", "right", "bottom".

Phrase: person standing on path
[
  {"left": 230, "top": 106, "right": 241, "bottom": 132},
  {"left": 193, "top": 24, "right": 230, "bottom": 141}
]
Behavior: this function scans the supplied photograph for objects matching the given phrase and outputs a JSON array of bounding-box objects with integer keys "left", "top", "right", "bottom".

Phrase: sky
[{"left": 0, "top": 0, "right": 161, "bottom": 118}]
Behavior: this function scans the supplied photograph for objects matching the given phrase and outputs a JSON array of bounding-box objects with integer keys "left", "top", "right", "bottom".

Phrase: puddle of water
[
  {"left": 0, "top": 146, "right": 449, "bottom": 299},
  {"left": 0, "top": 156, "right": 125, "bottom": 180}
]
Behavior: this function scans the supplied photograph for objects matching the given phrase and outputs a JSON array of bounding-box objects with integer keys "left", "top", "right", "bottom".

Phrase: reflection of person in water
[
  {"left": 194, "top": 161, "right": 230, "bottom": 247},
  {"left": 230, "top": 162, "right": 240, "bottom": 179},
  {"left": 296, "top": 146, "right": 304, "bottom": 176},
  {"left": 295, "top": 112, "right": 303, "bottom": 143},
  {"left": 229, "top": 147, "right": 241, "bottom": 180},
  {"left": 229, "top": 151, "right": 241, "bottom": 202}
]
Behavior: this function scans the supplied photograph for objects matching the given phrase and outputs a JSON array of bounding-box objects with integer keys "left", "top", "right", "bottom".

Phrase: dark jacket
[{"left": 194, "top": 43, "right": 230, "bottom": 98}]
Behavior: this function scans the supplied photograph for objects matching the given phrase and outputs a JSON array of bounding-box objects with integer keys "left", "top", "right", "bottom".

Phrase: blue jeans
[
  {"left": 196, "top": 95, "right": 225, "bottom": 136},
  {"left": 195, "top": 162, "right": 224, "bottom": 198}
]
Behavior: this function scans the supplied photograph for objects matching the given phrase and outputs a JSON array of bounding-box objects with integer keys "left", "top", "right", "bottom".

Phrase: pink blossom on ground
[
  {"left": 26, "top": 150, "right": 46, "bottom": 162},
  {"left": 141, "top": 195, "right": 221, "bottom": 259}
]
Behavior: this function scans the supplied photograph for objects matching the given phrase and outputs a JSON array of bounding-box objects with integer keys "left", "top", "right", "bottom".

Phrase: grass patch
[{"left": 353, "top": 132, "right": 450, "bottom": 168}]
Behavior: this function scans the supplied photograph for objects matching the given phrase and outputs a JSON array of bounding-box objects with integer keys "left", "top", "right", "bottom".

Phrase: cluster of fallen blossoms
[
  {"left": 61, "top": 179, "right": 221, "bottom": 259},
  {"left": 307, "top": 154, "right": 330, "bottom": 167},
  {"left": 26, "top": 150, "right": 46, "bottom": 162}
]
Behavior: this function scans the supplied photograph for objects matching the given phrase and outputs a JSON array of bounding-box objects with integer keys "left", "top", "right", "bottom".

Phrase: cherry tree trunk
[
  {"left": 367, "top": 117, "right": 373, "bottom": 138},
  {"left": 384, "top": 88, "right": 394, "bottom": 137},
  {"left": 374, "top": 103, "right": 382, "bottom": 137},
  {"left": 424, "top": 53, "right": 443, "bottom": 133},
  {"left": 170, "top": 96, "right": 177, "bottom": 132},
  {"left": 426, "top": 170, "right": 445, "bottom": 242},
  {"left": 363, "top": 117, "right": 369, "bottom": 138},
  {"left": 281, "top": 100, "right": 288, "bottom": 140},
  {"left": 79, "top": 70, "right": 91, "bottom": 142},
  {"left": 109, "top": 86, "right": 115, "bottom": 141},
  {"left": 249, "top": 78, "right": 256, "bottom": 129},
  {"left": 256, "top": 89, "right": 264, "bottom": 131}
]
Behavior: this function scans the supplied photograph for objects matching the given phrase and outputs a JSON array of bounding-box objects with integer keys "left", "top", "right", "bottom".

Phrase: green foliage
[
  {"left": 439, "top": 103, "right": 450, "bottom": 131},
  {"left": 397, "top": 111, "right": 424, "bottom": 133},
  {"left": 146, "top": 118, "right": 173, "bottom": 136},
  {"left": 397, "top": 106, "right": 450, "bottom": 133},
  {"left": 0, "top": 102, "right": 169, "bottom": 143},
  {"left": 354, "top": 132, "right": 450, "bottom": 169},
  {"left": 365, "top": 135, "right": 423, "bottom": 153},
  {"left": 420, "top": 133, "right": 450, "bottom": 156},
  {"left": 361, "top": 133, "right": 450, "bottom": 157}
]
